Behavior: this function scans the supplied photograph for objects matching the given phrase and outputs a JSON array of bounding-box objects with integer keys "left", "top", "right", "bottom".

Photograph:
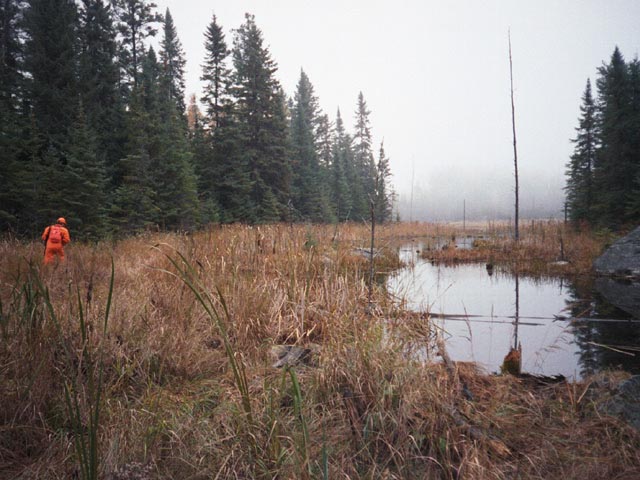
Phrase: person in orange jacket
[{"left": 42, "top": 217, "right": 71, "bottom": 265}]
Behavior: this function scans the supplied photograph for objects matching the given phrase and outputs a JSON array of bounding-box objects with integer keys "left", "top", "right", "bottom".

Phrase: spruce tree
[
  {"left": 374, "top": 141, "right": 392, "bottom": 223},
  {"left": 625, "top": 58, "right": 640, "bottom": 223},
  {"left": 565, "top": 79, "right": 598, "bottom": 225},
  {"left": 78, "top": 0, "right": 124, "bottom": 179},
  {"left": 594, "top": 47, "right": 634, "bottom": 228},
  {"left": 24, "top": 0, "right": 78, "bottom": 147},
  {"left": 110, "top": 86, "right": 157, "bottom": 233},
  {"left": 159, "top": 8, "right": 185, "bottom": 114},
  {"left": 23, "top": 0, "right": 78, "bottom": 230},
  {"left": 200, "top": 13, "right": 230, "bottom": 130},
  {"left": 316, "top": 113, "right": 337, "bottom": 222},
  {"left": 290, "top": 69, "right": 329, "bottom": 222},
  {"left": 63, "top": 104, "right": 109, "bottom": 239},
  {"left": 330, "top": 109, "right": 353, "bottom": 222},
  {"left": 0, "top": 0, "right": 26, "bottom": 231},
  {"left": 352, "top": 92, "right": 376, "bottom": 220},
  {"left": 232, "top": 14, "right": 290, "bottom": 222}
]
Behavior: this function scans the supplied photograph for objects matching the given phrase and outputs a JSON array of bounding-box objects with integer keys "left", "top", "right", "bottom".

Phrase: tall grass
[{"left": 0, "top": 223, "right": 638, "bottom": 479}]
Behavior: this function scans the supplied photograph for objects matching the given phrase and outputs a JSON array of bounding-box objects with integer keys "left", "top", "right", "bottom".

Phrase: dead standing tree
[{"left": 509, "top": 29, "right": 520, "bottom": 241}]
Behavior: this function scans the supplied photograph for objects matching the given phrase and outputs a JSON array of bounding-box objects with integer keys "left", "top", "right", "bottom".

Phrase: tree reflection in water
[{"left": 566, "top": 277, "right": 640, "bottom": 377}]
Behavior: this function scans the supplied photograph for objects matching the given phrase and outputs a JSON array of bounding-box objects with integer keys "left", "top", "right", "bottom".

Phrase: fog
[{"left": 154, "top": 0, "right": 640, "bottom": 222}]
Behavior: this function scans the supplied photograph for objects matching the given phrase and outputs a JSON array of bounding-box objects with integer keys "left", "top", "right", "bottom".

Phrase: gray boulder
[
  {"left": 593, "top": 226, "right": 640, "bottom": 278},
  {"left": 594, "top": 277, "right": 640, "bottom": 318},
  {"left": 600, "top": 375, "right": 640, "bottom": 430}
]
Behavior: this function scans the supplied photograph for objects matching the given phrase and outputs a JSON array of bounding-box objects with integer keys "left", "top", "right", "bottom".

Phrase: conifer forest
[
  {"left": 565, "top": 47, "right": 640, "bottom": 230},
  {"left": 0, "top": 0, "right": 394, "bottom": 239}
]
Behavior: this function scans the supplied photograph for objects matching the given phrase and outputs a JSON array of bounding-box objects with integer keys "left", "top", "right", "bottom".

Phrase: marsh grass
[
  {"left": 1, "top": 223, "right": 638, "bottom": 479},
  {"left": 418, "top": 220, "right": 609, "bottom": 277}
]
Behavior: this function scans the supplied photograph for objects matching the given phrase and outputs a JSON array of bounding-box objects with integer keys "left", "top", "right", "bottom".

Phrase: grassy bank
[{"left": 1, "top": 223, "right": 638, "bottom": 479}]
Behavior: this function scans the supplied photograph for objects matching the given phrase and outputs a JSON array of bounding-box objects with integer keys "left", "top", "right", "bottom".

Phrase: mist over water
[{"left": 395, "top": 166, "right": 566, "bottom": 222}]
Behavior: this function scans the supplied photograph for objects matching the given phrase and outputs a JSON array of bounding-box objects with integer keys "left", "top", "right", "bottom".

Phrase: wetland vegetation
[{"left": 2, "top": 222, "right": 639, "bottom": 479}]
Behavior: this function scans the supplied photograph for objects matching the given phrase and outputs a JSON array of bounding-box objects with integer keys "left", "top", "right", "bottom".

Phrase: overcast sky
[{"left": 153, "top": 0, "right": 640, "bottom": 221}]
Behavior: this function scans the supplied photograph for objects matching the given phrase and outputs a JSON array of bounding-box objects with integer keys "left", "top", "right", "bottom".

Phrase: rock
[
  {"left": 107, "top": 462, "right": 153, "bottom": 480},
  {"left": 594, "top": 277, "right": 640, "bottom": 318},
  {"left": 600, "top": 375, "right": 640, "bottom": 430},
  {"left": 351, "top": 247, "right": 380, "bottom": 260},
  {"left": 593, "top": 226, "right": 640, "bottom": 278},
  {"left": 270, "top": 344, "right": 319, "bottom": 368}
]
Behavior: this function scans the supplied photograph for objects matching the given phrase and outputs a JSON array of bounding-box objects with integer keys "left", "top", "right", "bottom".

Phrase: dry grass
[
  {"left": 418, "top": 220, "right": 611, "bottom": 277},
  {"left": 0, "top": 222, "right": 637, "bottom": 479}
]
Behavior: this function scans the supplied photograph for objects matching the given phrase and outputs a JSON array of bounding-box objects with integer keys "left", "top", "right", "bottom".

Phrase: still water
[{"left": 387, "top": 246, "right": 640, "bottom": 380}]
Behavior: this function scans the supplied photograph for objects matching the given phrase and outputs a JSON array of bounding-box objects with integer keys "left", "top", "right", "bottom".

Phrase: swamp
[{"left": 1, "top": 221, "right": 639, "bottom": 479}]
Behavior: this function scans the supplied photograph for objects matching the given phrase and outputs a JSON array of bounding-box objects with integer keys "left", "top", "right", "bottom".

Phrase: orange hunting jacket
[{"left": 41, "top": 224, "right": 71, "bottom": 247}]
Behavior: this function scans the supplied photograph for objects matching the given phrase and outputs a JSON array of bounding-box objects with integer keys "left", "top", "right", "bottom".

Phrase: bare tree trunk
[
  {"left": 368, "top": 198, "right": 375, "bottom": 311},
  {"left": 509, "top": 30, "right": 520, "bottom": 241}
]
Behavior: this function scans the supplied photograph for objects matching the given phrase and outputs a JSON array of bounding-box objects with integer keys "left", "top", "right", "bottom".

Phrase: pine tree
[
  {"left": 565, "top": 79, "right": 598, "bottom": 225},
  {"left": 111, "top": 0, "right": 161, "bottom": 92},
  {"left": 159, "top": 8, "right": 185, "bottom": 114},
  {"left": 232, "top": 14, "right": 290, "bottom": 222},
  {"left": 594, "top": 47, "right": 634, "bottom": 228}
]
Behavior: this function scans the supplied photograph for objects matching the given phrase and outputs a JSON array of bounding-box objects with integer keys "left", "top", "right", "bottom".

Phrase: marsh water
[{"left": 387, "top": 245, "right": 640, "bottom": 380}]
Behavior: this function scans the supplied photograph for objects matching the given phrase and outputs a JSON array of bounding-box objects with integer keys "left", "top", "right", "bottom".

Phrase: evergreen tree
[
  {"left": 24, "top": 0, "right": 78, "bottom": 147},
  {"left": 625, "top": 57, "right": 640, "bottom": 222},
  {"left": 232, "top": 14, "right": 290, "bottom": 222},
  {"left": 111, "top": 0, "right": 161, "bottom": 91},
  {"left": 135, "top": 47, "right": 199, "bottom": 230},
  {"left": 159, "top": 8, "right": 185, "bottom": 114},
  {"left": 110, "top": 85, "right": 157, "bottom": 233},
  {"left": 352, "top": 92, "right": 376, "bottom": 220},
  {"left": 188, "top": 95, "right": 220, "bottom": 223},
  {"left": 565, "top": 79, "right": 598, "bottom": 225},
  {"left": 78, "top": 0, "right": 124, "bottom": 179},
  {"left": 200, "top": 13, "right": 230, "bottom": 130},
  {"left": 23, "top": 0, "right": 78, "bottom": 230},
  {"left": 374, "top": 141, "right": 392, "bottom": 223},
  {"left": 0, "top": 0, "right": 26, "bottom": 231},
  {"left": 316, "top": 112, "right": 337, "bottom": 222},
  {"left": 330, "top": 109, "right": 353, "bottom": 221},
  {"left": 594, "top": 47, "right": 634, "bottom": 228},
  {"left": 198, "top": 12, "right": 248, "bottom": 223},
  {"left": 290, "top": 69, "right": 330, "bottom": 222},
  {"left": 63, "top": 104, "right": 109, "bottom": 239},
  {"left": 0, "top": 0, "right": 25, "bottom": 110}
]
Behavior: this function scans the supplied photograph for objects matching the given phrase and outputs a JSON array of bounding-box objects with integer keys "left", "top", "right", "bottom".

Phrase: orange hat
[{"left": 57, "top": 217, "right": 67, "bottom": 225}]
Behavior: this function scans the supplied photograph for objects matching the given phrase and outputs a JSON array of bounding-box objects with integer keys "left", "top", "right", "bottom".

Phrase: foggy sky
[{"left": 153, "top": 0, "right": 640, "bottom": 221}]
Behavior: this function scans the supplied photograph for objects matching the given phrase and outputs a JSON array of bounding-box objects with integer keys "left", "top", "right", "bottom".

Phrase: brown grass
[
  {"left": 418, "top": 220, "right": 611, "bottom": 277},
  {"left": 0, "top": 222, "right": 637, "bottom": 479}
]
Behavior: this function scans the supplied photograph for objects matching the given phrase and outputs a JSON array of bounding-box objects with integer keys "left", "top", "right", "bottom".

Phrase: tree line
[
  {"left": 565, "top": 47, "right": 640, "bottom": 230},
  {"left": 0, "top": 0, "right": 394, "bottom": 240}
]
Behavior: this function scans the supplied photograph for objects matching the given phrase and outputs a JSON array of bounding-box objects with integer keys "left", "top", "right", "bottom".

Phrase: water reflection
[{"left": 388, "top": 246, "right": 640, "bottom": 380}]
